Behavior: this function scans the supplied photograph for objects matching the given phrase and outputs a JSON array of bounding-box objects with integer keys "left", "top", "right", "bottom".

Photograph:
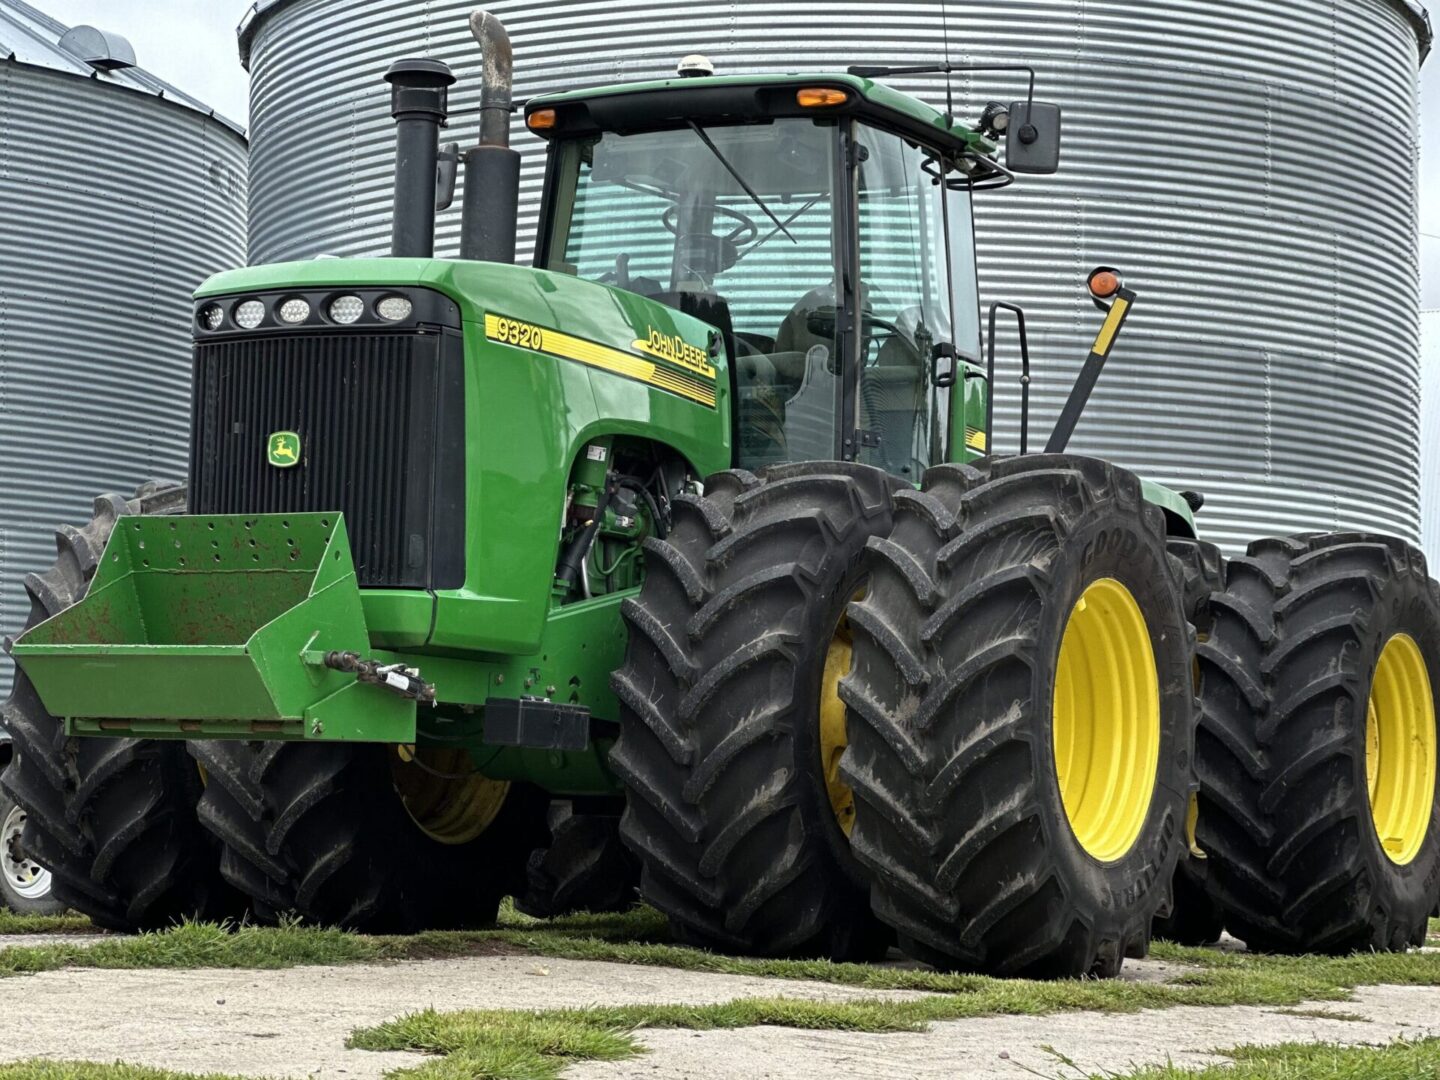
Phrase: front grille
[{"left": 189, "top": 328, "right": 465, "bottom": 589}]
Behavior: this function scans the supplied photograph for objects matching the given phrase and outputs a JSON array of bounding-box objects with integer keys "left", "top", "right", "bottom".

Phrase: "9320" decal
[{"left": 490, "top": 315, "right": 545, "bottom": 351}]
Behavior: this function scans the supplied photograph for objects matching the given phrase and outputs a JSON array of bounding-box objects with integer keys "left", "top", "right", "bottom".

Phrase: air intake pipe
[
  {"left": 459, "top": 11, "right": 520, "bottom": 263},
  {"left": 384, "top": 57, "right": 455, "bottom": 258}
]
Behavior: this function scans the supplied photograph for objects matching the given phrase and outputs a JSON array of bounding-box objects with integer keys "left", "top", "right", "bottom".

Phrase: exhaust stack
[
  {"left": 385, "top": 57, "right": 455, "bottom": 258},
  {"left": 459, "top": 10, "right": 520, "bottom": 263}
]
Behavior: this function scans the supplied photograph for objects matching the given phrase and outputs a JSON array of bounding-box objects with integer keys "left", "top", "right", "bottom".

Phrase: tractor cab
[{"left": 526, "top": 72, "right": 1008, "bottom": 481}]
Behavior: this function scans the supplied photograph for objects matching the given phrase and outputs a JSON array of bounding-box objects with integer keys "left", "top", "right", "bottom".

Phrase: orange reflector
[
  {"left": 527, "top": 108, "right": 557, "bottom": 131},
  {"left": 797, "top": 87, "right": 850, "bottom": 108},
  {"left": 1088, "top": 269, "right": 1121, "bottom": 298}
]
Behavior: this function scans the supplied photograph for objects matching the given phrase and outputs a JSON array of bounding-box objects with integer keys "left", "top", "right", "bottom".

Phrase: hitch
[{"left": 324, "top": 651, "right": 436, "bottom": 704}]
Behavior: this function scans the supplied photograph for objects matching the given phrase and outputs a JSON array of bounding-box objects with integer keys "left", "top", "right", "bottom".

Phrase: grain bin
[
  {"left": 0, "top": 1, "right": 247, "bottom": 689},
  {"left": 239, "top": 0, "right": 1430, "bottom": 553},
  {"left": 1423, "top": 310, "right": 1440, "bottom": 561}
]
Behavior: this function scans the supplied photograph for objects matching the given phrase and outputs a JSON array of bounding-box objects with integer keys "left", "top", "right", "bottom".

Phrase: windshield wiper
[
  {"left": 686, "top": 121, "right": 796, "bottom": 245},
  {"left": 734, "top": 193, "right": 823, "bottom": 266}
]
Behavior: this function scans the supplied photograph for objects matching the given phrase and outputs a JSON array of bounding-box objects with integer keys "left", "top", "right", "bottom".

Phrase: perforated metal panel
[
  {"left": 241, "top": 0, "right": 1428, "bottom": 554},
  {"left": 0, "top": 2, "right": 247, "bottom": 692}
]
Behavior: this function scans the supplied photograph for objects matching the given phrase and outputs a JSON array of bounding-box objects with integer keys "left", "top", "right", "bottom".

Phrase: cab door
[{"left": 844, "top": 124, "right": 982, "bottom": 480}]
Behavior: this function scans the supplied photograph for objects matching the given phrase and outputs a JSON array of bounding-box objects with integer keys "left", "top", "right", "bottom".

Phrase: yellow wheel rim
[
  {"left": 819, "top": 610, "right": 857, "bottom": 837},
  {"left": 1365, "top": 633, "right": 1436, "bottom": 866},
  {"left": 390, "top": 746, "right": 509, "bottom": 846},
  {"left": 1052, "top": 578, "right": 1161, "bottom": 862}
]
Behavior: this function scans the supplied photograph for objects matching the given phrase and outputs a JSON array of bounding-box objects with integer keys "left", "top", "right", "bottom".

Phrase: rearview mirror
[
  {"left": 436, "top": 142, "right": 459, "bottom": 211},
  {"left": 1005, "top": 102, "right": 1061, "bottom": 175}
]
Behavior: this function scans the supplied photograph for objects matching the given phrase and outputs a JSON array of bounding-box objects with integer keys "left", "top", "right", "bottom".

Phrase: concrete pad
[
  {"left": 568, "top": 984, "right": 1440, "bottom": 1080},
  {"left": 0, "top": 953, "right": 921, "bottom": 1079}
]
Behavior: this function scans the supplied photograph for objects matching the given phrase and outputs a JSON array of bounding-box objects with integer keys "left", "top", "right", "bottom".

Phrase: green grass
[
  {"left": 0, "top": 910, "right": 94, "bottom": 935},
  {"left": 0, "top": 919, "right": 384, "bottom": 976},
  {"left": 1090, "top": 1037, "right": 1440, "bottom": 1078},
  {"left": 1270, "top": 1007, "right": 1370, "bottom": 1022},
  {"left": 1, "top": 906, "right": 1439, "bottom": 1006},
  {"left": 0, "top": 1065, "right": 258, "bottom": 1080}
]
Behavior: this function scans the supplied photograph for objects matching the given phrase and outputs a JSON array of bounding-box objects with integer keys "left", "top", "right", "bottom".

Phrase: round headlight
[
  {"left": 279, "top": 298, "right": 311, "bottom": 324},
  {"left": 376, "top": 296, "right": 413, "bottom": 322},
  {"left": 234, "top": 300, "right": 265, "bottom": 329},
  {"left": 329, "top": 295, "right": 364, "bottom": 324},
  {"left": 197, "top": 305, "right": 224, "bottom": 331}
]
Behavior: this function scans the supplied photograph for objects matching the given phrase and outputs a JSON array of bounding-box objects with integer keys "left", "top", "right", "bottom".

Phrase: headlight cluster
[{"left": 196, "top": 291, "right": 418, "bottom": 333}]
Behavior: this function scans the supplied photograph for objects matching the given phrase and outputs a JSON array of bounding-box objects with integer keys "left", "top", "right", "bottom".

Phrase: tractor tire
[
  {"left": 0, "top": 484, "right": 241, "bottom": 931},
  {"left": 611, "top": 461, "right": 901, "bottom": 959},
  {"left": 516, "top": 802, "right": 639, "bottom": 919},
  {"left": 193, "top": 740, "right": 550, "bottom": 932},
  {"left": 840, "top": 455, "right": 1195, "bottom": 977},
  {"left": 1152, "top": 537, "right": 1227, "bottom": 946},
  {"left": 1194, "top": 533, "right": 1440, "bottom": 954}
]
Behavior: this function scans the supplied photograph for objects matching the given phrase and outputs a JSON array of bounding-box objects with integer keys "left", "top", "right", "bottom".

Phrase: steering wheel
[{"left": 662, "top": 204, "right": 758, "bottom": 246}]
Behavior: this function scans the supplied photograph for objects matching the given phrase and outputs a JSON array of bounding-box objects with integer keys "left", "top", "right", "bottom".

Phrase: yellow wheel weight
[
  {"left": 819, "top": 612, "right": 857, "bottom": 837},
  {"left": 1052, "top": 578, "right": 1161, "bottom": 862},
  {"left": 1366, "top": 634, "right": 1436, "bottom": 866},
  {"left": 390, "top": 747, "right": 510, "bottom": 846}
]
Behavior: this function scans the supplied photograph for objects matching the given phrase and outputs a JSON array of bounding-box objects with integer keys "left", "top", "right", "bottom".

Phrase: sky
[{"left": 37, "top": 0, "right": 1440, "bottom": 308}]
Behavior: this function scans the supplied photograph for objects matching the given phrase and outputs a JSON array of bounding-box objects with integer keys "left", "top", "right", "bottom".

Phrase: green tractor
[{"left": 4, "top": 11, "right": 1438, "bottom": 975}]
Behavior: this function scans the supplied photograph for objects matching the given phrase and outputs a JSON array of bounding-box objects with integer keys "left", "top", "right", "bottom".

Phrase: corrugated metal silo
[
  {"left": 239, "top": 0, "right": 1430, "bottom": 553},
  {"left": 0, "top": 1, "right": 248, "bottom": 689},
  {"left": 1423, "top": 310, "right": 1440, "bottom": 561}
]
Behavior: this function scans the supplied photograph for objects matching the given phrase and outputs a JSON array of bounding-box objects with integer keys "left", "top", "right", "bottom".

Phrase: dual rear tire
[
  {"left": 1194, "top": 534, "right": 1440, "bottom": 952},
  {"left": 616, "top": 455, "right": 1196, "bottom": 975},
  {"left": 840, "top": 456, "right": 1194, "bottom": 976}
]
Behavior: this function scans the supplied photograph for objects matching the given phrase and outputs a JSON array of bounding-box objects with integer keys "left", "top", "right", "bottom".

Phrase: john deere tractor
[{"left": 4, "top": 11, "right": 1437, "bottom": 974}]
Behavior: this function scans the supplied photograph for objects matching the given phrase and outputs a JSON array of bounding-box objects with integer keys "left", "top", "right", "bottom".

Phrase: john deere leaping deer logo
[{"left": 267, "top": 431, "right": 300, "bottom": 468}]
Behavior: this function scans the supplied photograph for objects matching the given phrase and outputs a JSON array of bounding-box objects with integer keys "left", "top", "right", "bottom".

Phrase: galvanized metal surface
[
  {"left": 242, "top": 0, "right": 1427, "bottom": 555},
  {"left": 1423, "top": 310, "right": 1440, "bottom": 563},
  {"left": 1, "top": 0, "right": 245, "bottom": 132},
  {"left": 0, "top": 3, "right": 247, "bottom": 693}
]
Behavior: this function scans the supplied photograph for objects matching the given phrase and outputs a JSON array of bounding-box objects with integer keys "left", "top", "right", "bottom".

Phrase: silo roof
[
  {"left": 239, "top": 0, "right": 1433, "bottom": 68},
  {"left": 0, "top": 0, "right": 245, "bottom": 134}
]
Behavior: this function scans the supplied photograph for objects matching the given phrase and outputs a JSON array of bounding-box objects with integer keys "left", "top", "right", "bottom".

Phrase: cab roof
[{"left": 524, "top": 72, "right": 995, "bottom": 158}]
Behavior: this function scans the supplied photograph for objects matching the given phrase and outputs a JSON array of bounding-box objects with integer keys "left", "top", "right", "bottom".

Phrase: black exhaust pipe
[
  {"left": 459, "top": 10, "right": 520, "bottom": 263},
  {"left": 384, "top": 57, "right": 455, "bottom": 258}
]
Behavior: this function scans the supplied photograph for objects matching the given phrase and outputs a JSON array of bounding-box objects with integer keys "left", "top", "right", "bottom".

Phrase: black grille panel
[{"left": 189, "top": 328, "right": 465, "bottom": 589}]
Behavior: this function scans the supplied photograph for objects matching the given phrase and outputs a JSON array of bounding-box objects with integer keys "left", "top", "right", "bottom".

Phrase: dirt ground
[{"left": 0, "top": 935, "right": 1437, "bottom": 1079}]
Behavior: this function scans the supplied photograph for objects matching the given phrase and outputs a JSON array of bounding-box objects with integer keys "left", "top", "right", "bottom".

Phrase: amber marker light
[
  {"left": 796, "top": 87, "right": 850, "bottom": 107},
  {"left": 527, "top": 108, "right": 557, "bottom": 131},
  {"left": 1087, "top": 267, "right": 1122, "bottom": 299}
]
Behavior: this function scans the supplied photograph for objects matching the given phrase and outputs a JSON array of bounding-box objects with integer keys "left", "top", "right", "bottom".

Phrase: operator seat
[{"left": 773, "top": 286, "right": 842, "bottom": 463}]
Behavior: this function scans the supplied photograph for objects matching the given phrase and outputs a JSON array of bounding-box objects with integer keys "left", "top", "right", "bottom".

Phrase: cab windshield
[{"left": 542, "top": 118, "right": 979, "bottom": 478}]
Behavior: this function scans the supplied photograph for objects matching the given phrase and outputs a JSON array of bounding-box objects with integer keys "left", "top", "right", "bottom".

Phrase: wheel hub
[
  {"left": 1366, "top": 633, "right": 1436, "bottom": 866},
  {"left": 390, "top": 746, "right": 510, "bottom": 846},
  {"left": 1052, "top": 577, "right": 1161, "bottom": 862},
  {"left": 1, "top": 803, "right": 53, "bottom": 901}
]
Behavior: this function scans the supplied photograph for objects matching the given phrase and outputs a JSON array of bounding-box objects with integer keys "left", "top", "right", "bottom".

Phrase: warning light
[
  {"left": 1087, "top": 267, "right": 1123, "bottom": 300},
  {"left": 796, "top": 87, "right": 850, "bottom": 108}
]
